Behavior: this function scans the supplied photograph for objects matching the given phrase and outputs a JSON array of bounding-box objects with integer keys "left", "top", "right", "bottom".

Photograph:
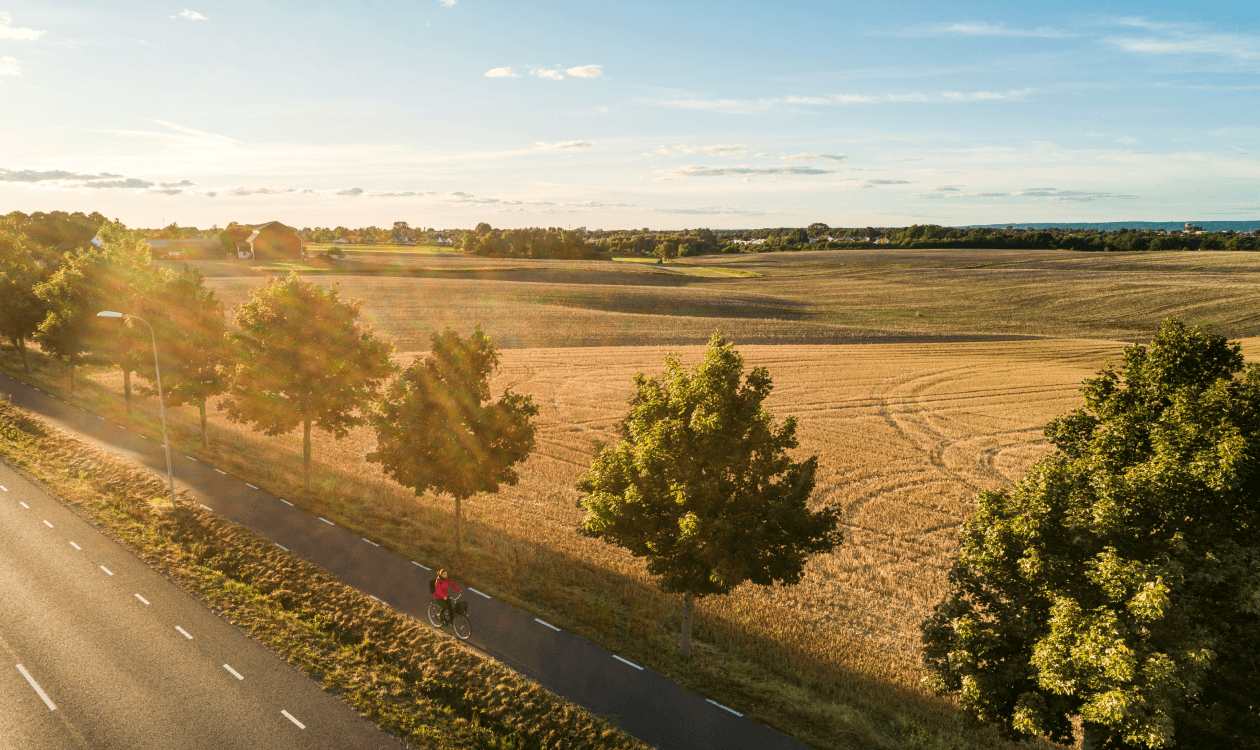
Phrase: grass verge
[{"left": 0, "top": 395, "right": 650, "bottom": 750}]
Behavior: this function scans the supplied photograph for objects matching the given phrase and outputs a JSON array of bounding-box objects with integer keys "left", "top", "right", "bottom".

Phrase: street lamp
[{"left": 97, "top": 311, "right": 176, "bottom": 505}]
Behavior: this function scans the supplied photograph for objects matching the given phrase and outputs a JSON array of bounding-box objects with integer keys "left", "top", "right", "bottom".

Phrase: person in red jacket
[{"left": 433, "top": 569, "right": 462, "bottom": 623}]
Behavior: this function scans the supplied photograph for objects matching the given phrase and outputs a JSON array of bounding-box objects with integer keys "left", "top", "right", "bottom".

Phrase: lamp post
[{"left": 97, "top": 311, "right": 176, "bottom": 505}]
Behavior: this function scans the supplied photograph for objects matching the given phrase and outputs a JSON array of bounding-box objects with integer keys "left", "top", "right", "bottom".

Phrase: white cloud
[
  {"left": 532, "top": 68, "right": 565, "bottom": 81},
  {"left": 942, "top": 88, "right": 1034, "bottom": 101},
  {"left": 914, "top": 22, "right": 1067, "bottom": 38},
  {"left": 1, "top": 168, "right": 125, "bottom": 183},
  {"left": 656, "top": 144, "right": 753, "bottom": 157},
  {"left": 484, "top": 67, "right": 518, "bottom": 78},
  {"left": 439, "top": 0, "right": 457, "bottom": 6},
  {"left": 859, "top": 179, "right": 911, "bottom": 188},
  {"left": 0, "top": 13, "right": 44, "bottom": 40},
  {"left": 535, "top": 140, "right": 595, "bottom": 149},
  {"left": 1107, "top": 32, "right": 1260, "bottom": 63},
  {"left": 656, "top": 165, "right": 836, "bottom": 180},
  {"left": 784, "top": 153, "right": 847, "bottom": 162},
  {"left": 0, "top": 57, "right": 18, "bottom": 76},
  {"left": 566, "top": 64, "right": 603, "bottom": 78},
  {"left": 654, "top": 206, "right": 766, "bottom": 216},
  {"left": 907, "top": 186, "right": 1139, "bottom": 202},
  {"left": 174, "top": 9, "right": 209, "bottom": 21}
]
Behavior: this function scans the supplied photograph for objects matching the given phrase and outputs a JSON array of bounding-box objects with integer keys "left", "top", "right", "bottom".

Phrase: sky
[{"left": 1, "top": 0, "right": 1258, "bottom": 230}]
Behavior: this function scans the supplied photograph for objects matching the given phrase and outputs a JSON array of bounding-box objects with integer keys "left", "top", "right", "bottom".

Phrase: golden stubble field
[{"left": 83, "top": 335, "right": 1142, "bottom": 747}]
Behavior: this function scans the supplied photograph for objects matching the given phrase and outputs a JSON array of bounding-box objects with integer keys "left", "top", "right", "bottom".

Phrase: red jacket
[{"left": 434, "top": 578, "right": 461, "bottom": 599}]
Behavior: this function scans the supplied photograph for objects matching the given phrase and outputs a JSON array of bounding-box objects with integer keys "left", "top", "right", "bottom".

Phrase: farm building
[
  {"left": 242, "top": 221, "right": 303, "bottom": 260},
  {"left": 90, "top": 233, "right": 225, "bottom": 259}
]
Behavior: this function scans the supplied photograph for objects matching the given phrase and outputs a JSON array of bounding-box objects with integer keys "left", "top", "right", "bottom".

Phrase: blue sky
[{"left": 1, "top": 0, "right": 1258, "bottom": 229}]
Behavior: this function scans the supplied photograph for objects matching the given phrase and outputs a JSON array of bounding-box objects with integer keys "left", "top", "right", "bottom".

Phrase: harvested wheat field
[{"left": 76, "top": 335, "right": 1140, "bottom": 749}]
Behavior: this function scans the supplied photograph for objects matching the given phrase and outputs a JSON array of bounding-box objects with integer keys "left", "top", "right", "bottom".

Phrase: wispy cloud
[
  {"left": 1107, "top": 26, "right": 1260, "bottom": 64},
  {"left": 0, "top": 57, "right": 18, "bottom": 76},
  {"left": 0, "top": 13, "right": 45, "bottom": 40},
  {"left": 910, "top": 21, "right": 1067, "bottom": 38},
  {"left": 908, "top": 186, "right": 1139, "bottom": 202},
  {"left": 655, "top": 144, "right": 753, "bottom": 157},
  {"left": 656, "top": 165, "right": 836, "bottom": 180},
  {"left": 566, "top": 64, "right": 603, "bottom": 78},
  {"left": 536, "top": 140, "right": 595, "bottom": 149},
  {"left": 784, "top": 153, "right": 847, "bottom": 162},
  {"left": 532, "top": 68, "right": 566, "bottom": 81},
  {"left": 173, "top": 9, "right": 208, "bottom": 21},
  {"left": 653, "top": 206, "right": 766, "bottom": 216},
  {"left": 438, "top": 0, "right": 457, "bottom": 7},
  {"left": 942, "top": 88, "right": 1034, "bottom": 101},
  {"left": 859, "top": 179, "right": 911, "bottom": 188},
  {"left": 1, "top": 168, "right": 126, "bottom": 183},
  {"left": 484, "top": 67, "right": 518, "bottom": 78}
]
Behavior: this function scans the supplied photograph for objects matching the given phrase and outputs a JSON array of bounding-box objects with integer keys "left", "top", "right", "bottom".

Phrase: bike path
[{"left": 0, "top": 372, "right": 811, "bottom": 750}]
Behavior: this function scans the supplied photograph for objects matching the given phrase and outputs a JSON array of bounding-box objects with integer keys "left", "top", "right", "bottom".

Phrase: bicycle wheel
[
  {"left": 453, "top": 614, "right": 472, "bottom": 640},
  {"left": 427, "top": 601, "right": 445, "bottom": 628}
]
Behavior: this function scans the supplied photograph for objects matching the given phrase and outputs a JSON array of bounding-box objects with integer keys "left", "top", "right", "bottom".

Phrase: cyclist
[{"left": 432, "top": 569, "right": 462, "bottom": 624}]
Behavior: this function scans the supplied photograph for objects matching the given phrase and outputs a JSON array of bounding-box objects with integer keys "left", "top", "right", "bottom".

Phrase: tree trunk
[
  {"left": 680, "top": 591, "right": 695, "bottom": 659},
  {"left": 18, "top": 339, "right": 30, "bottom": 374},
  {"left": 303, "top": 419, "right": 312, "bottom": 491},
  {"left": 1080, "top": 721, "right": 1101, "bottom": 750},
  {"left": 454, "top": 495, "right": 462, "bottom": 554},
  {"left": 123, "top": 369, "right": 132, "bottom": 413},
  {"left": 198, "top": 401, "right": 208, "bottom": 448}
]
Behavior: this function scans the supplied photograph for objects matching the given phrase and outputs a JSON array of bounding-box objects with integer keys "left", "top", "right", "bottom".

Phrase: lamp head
[{"left": 97, "top": 311, "right": 124, "bottom": 318}]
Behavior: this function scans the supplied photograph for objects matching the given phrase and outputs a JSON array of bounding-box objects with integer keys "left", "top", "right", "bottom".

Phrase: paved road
[
  {"left": 0, "top": 373, "right": 811, "bottom": 750},
  {"left": 0, "top": 460, "right": 406, "bottom": 750}
]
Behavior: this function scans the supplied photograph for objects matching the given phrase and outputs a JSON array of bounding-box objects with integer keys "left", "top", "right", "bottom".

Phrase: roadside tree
[
  {"left": 135, "top": 266, "right": 228, "bottom": 447},
  {"left": 33, "top": 222, "right": 154, "bottom": 393},
  {"left": 576, "top": 332, "right": 842, "bottom": 658},
  {"left": 0, "top": 220, "right": 49, "bottom": 373},
  {"left": 921, "top": 319, "right": 1260, "bottom": 749},
  {"left": 368, "top": 326, "right": 537, "bottom": 554},
  {"left": 220, "top": 273, "right": 394, "bottom": 490}
]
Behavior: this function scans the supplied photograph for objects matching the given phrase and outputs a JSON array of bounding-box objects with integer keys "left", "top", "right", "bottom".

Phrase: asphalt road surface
[
  {"left": 0, "top": 372, "right": 810, "bottom": 750},
  {"left": 0, "top": 460, "right": 406, "bottom": 750}
]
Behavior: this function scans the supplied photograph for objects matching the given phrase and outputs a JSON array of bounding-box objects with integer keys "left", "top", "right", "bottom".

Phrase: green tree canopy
[
  {"left": 576, "top": 332, "right": 842, "bottom": 657},
  {"left": 134, "top": 265, "right": 228, "bottom": 447},
  {"left": 221, "top": 273, "right": 394, "bottom": 489},
  {"left": 33, "top": 221, "right": 154, "bottom": 392},
  {"left": 0, "top": 219, "right": 50, "bottom": 373},
  {"left": 368, "top": 326, "right": 538, "bottom": 553},
  {"left": 921, "top": 319, "right": 1260, "bottom": 749}
]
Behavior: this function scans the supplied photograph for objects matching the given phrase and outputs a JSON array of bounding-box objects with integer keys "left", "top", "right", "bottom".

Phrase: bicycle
[{"left": 428, "top": 586, "right": 472, "bottom": 640}]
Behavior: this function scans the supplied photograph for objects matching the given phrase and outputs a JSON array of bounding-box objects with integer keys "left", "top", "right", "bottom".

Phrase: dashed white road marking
[
  {"left": 362, "top": 538, "right": 379, "bottom": 546},
  {"left": 369, "top": 595, "right": 380, "bottom": 601},
  {"left": 69, "top": 542, "right": 81, "bottom": 550},
  {"left": 140, "top": 435, "right": 148, "bottom": 440},
  {"left": 214, "top": 469, "right": 226, "bottom": 475},
  {"left": 19, "top": 502, "right": 29, "bottom": 509},
  {"left": 275, "top": 543, "right": 289, "bottom": 551},
  {"left": 535, "top": 618, "right": 560, "bottom": 632},
  {"left": 318, "top": 517, "right": 334, "bottom": 526},
  {"left": 100, "top": 566, "right": 114, "bottom": 576},
  {"left": 280, "top": 710, "right": 305, "bottom": 729},
  {"left": 16, "top": 665, "right": 56, "bottom": 711},
  {"left": 612, "top": 655, "right": 644, "bottom": 670},
  {"left": 245, "top": 483, "right": 258, "bottom": 489},
  {"left": 42, "top": 520, "right": 53, "bottom": 529},
  {"left": 175, "top": 626, "right": 193, "bottom": 640},
  {"left": 0, "top": 485, "right": 7, "bottom": 491},
  {"left": 186, "top": 456, "right": 197, "bottom": 462},
  {"left": 223, "top": 664, "right": 244, "bottom": 680},
  {"left": 469, "top": 587, "right": 491, "bottom": 599},
  {"left": 96, "top": 416, "right": 105, "bottom": 421},
  {"left": 706, "top": 699, "right": 743, "bottom": 717},
  {"left": 135, "top": 594, "right": 150, "bottom": 605},
  {"left": 279, "top": 499, "right": 293, "bottom": 506},
  {"left": 199, "top": 504, "right": 213, "bottom": 512},
  {"left": 411, "top": 561, "right": 430, "bottom": 570}
]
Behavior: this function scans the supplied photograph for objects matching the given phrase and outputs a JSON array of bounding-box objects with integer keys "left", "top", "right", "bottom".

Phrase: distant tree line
[{"left": 462, "top": 224, "right": 606, "bottom": 260}]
